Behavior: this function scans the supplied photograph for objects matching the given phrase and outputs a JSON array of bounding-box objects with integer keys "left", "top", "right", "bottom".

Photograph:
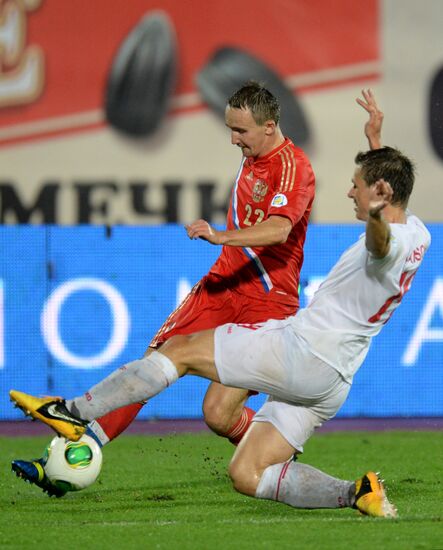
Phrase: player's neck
[
  {"left": 383, "top": 205, "right": 407, "bottom": 224},
  {"left": 256, "top": 132, "right": 285, "bottom": 159}
]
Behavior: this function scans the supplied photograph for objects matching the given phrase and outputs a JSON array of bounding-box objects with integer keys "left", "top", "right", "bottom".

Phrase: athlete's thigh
[
  {"left": 160, "top": 329, "right": 219, "bottom": 380},
  {"left": 230, "top": 420, "right": 295, "bottom": 479}
]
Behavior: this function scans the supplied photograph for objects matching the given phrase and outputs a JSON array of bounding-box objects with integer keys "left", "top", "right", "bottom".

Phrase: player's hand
[
  {"left": 185, "top": 219, "right": 221, "bottom": 244},
  {"left": 356, "top": 89, "right": 383, "bottom": 150},
  {"left": 368, "top": 179, "right": 393, "bottom": 217}
]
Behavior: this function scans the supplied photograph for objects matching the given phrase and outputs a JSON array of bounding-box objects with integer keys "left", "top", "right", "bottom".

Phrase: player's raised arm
[
  {"left": 365, "top": 178, "right": 393, "bottom": 259},
  {"left": 357, "top": 89, "right": 384, "bottom": 150}
]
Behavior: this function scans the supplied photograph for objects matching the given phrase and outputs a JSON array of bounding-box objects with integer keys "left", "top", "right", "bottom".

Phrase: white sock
[
  {"left": 85, "top": 421, "right": 109, "bottom": 447},
  {"left": 67, "top": 351, "right": 178, "bottom": 421},
  {"left": 255, "top": 461, "right": 355, "bottom": 509}
]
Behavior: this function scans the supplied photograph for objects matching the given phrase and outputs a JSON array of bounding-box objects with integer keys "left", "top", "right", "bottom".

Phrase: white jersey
[{"left": 291, "top": 214, "right": 431, "bottom": 382}]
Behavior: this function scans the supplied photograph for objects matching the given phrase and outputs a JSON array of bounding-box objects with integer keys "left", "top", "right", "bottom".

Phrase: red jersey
[{"left": 210, "top": 138, "right": 315, "bottom": 308}]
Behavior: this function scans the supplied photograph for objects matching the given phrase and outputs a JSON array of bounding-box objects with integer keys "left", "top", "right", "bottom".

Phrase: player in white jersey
[
  {"left": 292, "top": 210, "right": 429, "bottom": 383},
  {"left": 11, "top": 95, "right": 431, "bottom": 517}
]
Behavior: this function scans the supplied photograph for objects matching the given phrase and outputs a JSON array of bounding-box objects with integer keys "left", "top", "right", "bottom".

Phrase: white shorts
[{"left": 214, "top": 319, "right": 351, "bottom": 452}]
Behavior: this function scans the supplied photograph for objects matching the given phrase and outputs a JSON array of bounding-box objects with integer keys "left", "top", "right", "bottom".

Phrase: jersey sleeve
[{"left": 267, "top": 153, "right": 315, "bottom": 225}]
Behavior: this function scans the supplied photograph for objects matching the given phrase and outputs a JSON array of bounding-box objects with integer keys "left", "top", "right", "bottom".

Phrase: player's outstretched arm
[
  {"left": 357, "top": 89, "right": 383, "bottom": 150},
  {"left": 186, "top": 215, "right": 292, "bottom": 247},
  {"left": 365, "top": 179, "right": 393, "bottom": 258}
]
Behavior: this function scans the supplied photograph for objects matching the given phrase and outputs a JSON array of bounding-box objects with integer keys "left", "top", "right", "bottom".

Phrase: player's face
[
  {"left": 225, "top": 106, "right": 271, "bottom": 158},
  {"left": 348, "top": 168, "right": 373, "bottom": 221}
]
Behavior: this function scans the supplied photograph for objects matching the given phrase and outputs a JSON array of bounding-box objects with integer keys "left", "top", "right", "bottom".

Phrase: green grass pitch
[{"left": 1, "top": 430, "right": 442, "bottom": 549}]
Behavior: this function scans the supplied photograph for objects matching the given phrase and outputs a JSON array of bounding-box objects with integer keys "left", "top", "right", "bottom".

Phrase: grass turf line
[{"left": 1, "top": 431, "right": 442, "bottom": 549}]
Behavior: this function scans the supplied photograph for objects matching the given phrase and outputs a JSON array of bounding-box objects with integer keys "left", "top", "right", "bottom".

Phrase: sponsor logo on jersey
[
  {"left": 270, "top": 193, "right": 288, "bottom": 207},
  {"left": 252, "top": 179, "right": 268, "bottom": 202}
]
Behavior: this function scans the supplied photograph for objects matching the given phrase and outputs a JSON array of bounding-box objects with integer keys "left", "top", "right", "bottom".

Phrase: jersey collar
[{"left": 245, "top": 137, "right": 293, "bottom": 169}]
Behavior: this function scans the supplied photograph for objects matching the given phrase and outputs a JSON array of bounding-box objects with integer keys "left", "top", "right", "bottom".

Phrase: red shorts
[{"left": 150, "top": 273, "right": 297, "bottom": 348}]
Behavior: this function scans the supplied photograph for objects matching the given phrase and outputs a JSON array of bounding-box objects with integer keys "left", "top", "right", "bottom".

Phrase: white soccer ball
[{"left": 43, "top": 434, "right": 103, "bottom": 492}]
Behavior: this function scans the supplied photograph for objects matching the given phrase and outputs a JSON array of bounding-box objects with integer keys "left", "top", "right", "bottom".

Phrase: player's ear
[{"left": 264, "top": 119, "right": 276, "bottom": 135}]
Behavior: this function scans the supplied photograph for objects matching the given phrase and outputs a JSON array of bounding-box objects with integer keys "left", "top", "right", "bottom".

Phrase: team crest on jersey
[
  {"left": 270, "top": 193, "right": 288, "bottom": 207},
  {"left": 252, "top": 179, "right": 268, "bottom": 202}
]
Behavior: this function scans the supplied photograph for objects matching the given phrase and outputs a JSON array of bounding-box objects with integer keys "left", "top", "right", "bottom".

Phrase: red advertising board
[{"left": 0, "top": 0, "right": 379, "bottom": 146}]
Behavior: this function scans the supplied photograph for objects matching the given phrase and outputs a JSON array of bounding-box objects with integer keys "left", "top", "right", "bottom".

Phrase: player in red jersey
[
  {"left": 151, "top": 83, "right": 315, "bottom": 442},
  {"left": 12, "top": 81, "right": 315, "bottom": 495}
]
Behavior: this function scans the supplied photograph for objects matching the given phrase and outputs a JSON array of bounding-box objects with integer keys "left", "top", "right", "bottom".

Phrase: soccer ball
[{"left": 42, "top": 434, "right": 103, "bottom": 492}]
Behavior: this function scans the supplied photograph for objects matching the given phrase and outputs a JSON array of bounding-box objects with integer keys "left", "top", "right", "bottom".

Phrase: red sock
[
  {"left": 95, "top": 402, "right": 144, "bottom": 441},
  {"left": 226, "top": 406, "right": 256, "bottom": 446}
]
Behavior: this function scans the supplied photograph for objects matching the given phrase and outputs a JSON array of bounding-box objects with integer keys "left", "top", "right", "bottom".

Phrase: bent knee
[
  {"left": 202, "top": 399, "right": 234, "bottom": 434},
  {"left": 202, "top": 386, "right": 248, "bottom": 435},
  {"left": 228, "top": 458, "right": 261, "bottom": 497}
]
